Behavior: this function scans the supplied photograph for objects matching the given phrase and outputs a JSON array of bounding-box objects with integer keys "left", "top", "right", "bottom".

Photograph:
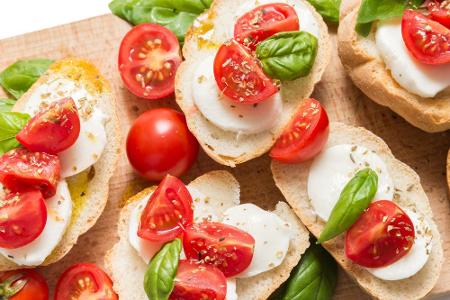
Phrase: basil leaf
[
  {"left": 144, "top": 239, "right": 181, "bottom": 300},
  {"left": 256, "top": 31, "right": 318, "bottom": 81},
  {"left": 270, "top": 244, "right": 337, "bottom": 300},
  {"left": 0, "top": 112, "right": 30, "bottom": 155},
  {"left": 356, "top": 0, "right": 425, "bottom": 36},
  {"left": 0, "top": 99, "right": 15, "bottom": 112},
  {"left": 318, "top": 168, "right": 378, "bottom": 243},
  {"left": 109, "top": 0, "right": 213, "bottom": 42},
  {"left": 0, "top": 59, "right": 53, "bottom": 99},
  {"left": 307, "top": 0, "right": 341, "bottom": 23}
]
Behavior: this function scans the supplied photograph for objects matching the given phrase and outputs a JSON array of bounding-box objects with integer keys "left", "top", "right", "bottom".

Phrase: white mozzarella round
[
  {"left": 192, "top": 55, "right": 283, "bottom": 135},
  {"left": 0, "top": 180, "right": 72, "bottom": 266},
  {"left": 376, "top": 19, "right": 450, "bottom": 98},
  {"left": 308, "top": 144, "right": 394, "bottom": 221},
  {"left": 226, "top": 278, "right": 238, "bottom": 300},
  {"left": 366, "top": 209, "right": 432, "bottom": 280},
  {"left": 22, "top": 77, "right": 108, "bottom": 178},
  {"left": 222, "top": 203, "right": 292, "bottom": 278},
  {"left": 191, "top": 188, "right": 220, "bottom": 223}
]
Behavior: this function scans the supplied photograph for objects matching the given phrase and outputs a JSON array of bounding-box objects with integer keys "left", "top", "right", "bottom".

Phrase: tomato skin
[
  {"left": 0, "top": 269, "right": 48, "bottom": 300},
  {"left": 0, "top": 190, "right": 47, "bottom": 249},
  {"left": 270, "top": 98, "right": 329, "bottom": 163},
  {"left": 183, "top": 221, "right": 255, "bottom": 277},
  {"left": 402, "top": 9, "right": 450, "bottom": 65},
  {"left": 234, "top": 3, "right": 300, "bottom": 50},
  {"left": 345, "top": 200, "right": 415, "bottom": 268},
  {"left": 16, "top": 97, "right": 81, "bottom": 154},
  {"left": 213, "top": 39, "right": 278, "bottom": 104},
  {"left": 170, "top": 260, "right": 227, "bottom": 300},
  {"left": 427, "top": 0, "right": 450, "bottom": 29},
  {"left": 0, "top": 148, "right": 60, "bottom": 198},
  {"left": 138, "top": 175, "right": 194, "bottom": 243},
  {"left": 55, "top": 263, "right": 117, "bottom": 300},
  {"left": 118, "top": 23, "right": 182, "bottom": 100},
  {"left": 126, "top": 108, "right": 199, "bottom": 181}
]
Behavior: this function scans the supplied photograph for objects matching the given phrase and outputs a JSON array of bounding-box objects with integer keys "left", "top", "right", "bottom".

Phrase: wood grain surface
[{"left": 0, "top": 14, "right": 449, "bottom": 299}]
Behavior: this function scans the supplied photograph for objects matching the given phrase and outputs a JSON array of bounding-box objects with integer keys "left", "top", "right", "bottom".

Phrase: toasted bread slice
[
  {"left": 337, "top": 0, "right": 450, "bottom": 133},
  {"left": 271, "top": 122, "right": 443, "bottom": 300},
  {"left": 105, "top": 170, "right": 310, "bottom": 300},
  {"left": 175, "top": 0, "right": 331, "bottom": 167},
  {"left": 0, "top": 59, "right": 121, "bottom": 270}
]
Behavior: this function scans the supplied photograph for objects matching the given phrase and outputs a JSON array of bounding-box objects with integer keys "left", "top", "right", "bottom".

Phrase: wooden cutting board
[{"left": 0, "top": 14, "right": 449, "bottom": 299}]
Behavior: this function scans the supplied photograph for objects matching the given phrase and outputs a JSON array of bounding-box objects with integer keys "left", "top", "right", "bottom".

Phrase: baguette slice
[
  {"left": 175, "top": 0, "right": 331, "bottom": 167},
  {"left": 0, "top": 59, "right": 121, "bottom": 270},
  {"left": 337, "top": 0, "right": 450, "bottom": 133},
  {"left": 271, "top": 122, "right": 443, "bottom": 300},
  {"left": 105, "top": 170, "right": 310, "bottom": 300}
]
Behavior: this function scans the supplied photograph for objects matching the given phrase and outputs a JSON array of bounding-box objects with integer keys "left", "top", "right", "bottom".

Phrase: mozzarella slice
[
  {"left": 192, "top": 54, "right": 283, "bottom": 135},
  {"left": 226, "top": 278, "right": 238, "bottom": 300},
  {"left": 222, "top": 203, "right": 292, "bottom": 278},
  {"left": 22, "top": 77, "right": 108, "bottom": 178},
  {"left": 0, "top": 180, "right": 72, "bottom": 266},
  {"left": 308, "top": 144, "right": 394, "bottom": 221},
  {"left": 376, "top": 19, "right": 450, "bottom": 98},
  {"left": 366, "top": 209, "right": 432, "bottom": 280}
]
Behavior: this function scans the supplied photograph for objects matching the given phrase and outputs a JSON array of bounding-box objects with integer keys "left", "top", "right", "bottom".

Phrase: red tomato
[
  {"left": 183, "top": 221, "right": 255, "bottom": 277},
  {"left": 0, "top": 269, "right": 48, "bottom": 300},
  {"left": 126, "top": 108, "right": 199, "bottom": 181},
  {"left": 0, "top": 148, "right": 60, "bottom": 198},
  {"left": 213, "top": 39, "right": 278, "bottom": 104},
  {"left": 16, "top": 98, "right": 80, "bottom": 154},
  {"left": 118, "top": 23, "right": 182, "bottom": 99},
  {"left": 234, "top": 3, "right": 300, "bottom": 49},
  {"left": 54, "top": 263, "right": 117, "bottom": 300},
  {"left": 170, "top": 260, "right": 227, "bottom": 300},
  {"left": 138, "top": 175, "right": 194, "bottom": 243},
  {"left": 270, "top": 98, "right": 329, "bottom": 163},
  {"left": 0, "top": 190, "right": 47, "bottom": 249},
  {"left": 345, "top": 200, "right": 415, "bottom": 268},
  {"left": 402, "top": 9, "right": 450, "bottom": 64},
  {"left": 427, "top": 0, "right": 450, "bottom": 28}
]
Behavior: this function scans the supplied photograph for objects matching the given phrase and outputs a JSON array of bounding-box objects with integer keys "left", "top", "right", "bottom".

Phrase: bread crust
[
  {"left": 0, "top": 58, "right": 122, "bottom": 270},
  {"left": 175, "top": 0, "right": 331, "bottom": 167},
  {"left": 337, "top": 0, "right": 450, "bottom": 133},
  {"left": 271, "top": 122, "right": 444, "bottom": 300}
]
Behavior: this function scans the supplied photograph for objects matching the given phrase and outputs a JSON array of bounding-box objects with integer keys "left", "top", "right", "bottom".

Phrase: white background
[{"left": 0, "top": 0, "right": 111, "bottom": 39}]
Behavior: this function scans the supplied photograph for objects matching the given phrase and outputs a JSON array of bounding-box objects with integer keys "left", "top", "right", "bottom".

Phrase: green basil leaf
[
  {"left": 0, "top": 112, "right": 30, "bottom": 155},
  {"left": 0, "top": 59, "right": 53, "bottom": 99},
  {"left": 109, "top": 0, "right": 213, "bottom": 42},
  {"left": 256, "top": 31, "right": 318, "bottom": 81},
  {"left": 144, "top": 239, "right": 181, "bottom": 300},
  {"left": 270, "top": 243, "right": 337, "bottom": 300},
  {"left": 307, "top": 0, "right": 341, "bottom": 23},
  {"left": 355, "top": 0, "right": 425, "bottom": 36},
  {"left": 318, "top": 168, "right": 378, "bottom": 243},
  {"left": 0, "top": 99, "right": 15, "bottom": 112}
]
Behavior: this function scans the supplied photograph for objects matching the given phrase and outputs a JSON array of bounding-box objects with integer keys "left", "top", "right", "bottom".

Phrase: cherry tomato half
[
  {"left": 118, "top": 23, "right": 182, "bottom": 99},
  {"left": 138, "top": 175, "right": 194, "bottom": 243},
  {"left": 402, "top": 9, "right": 450, "bottom": 65},
  {"left": 170, "top": 260, "right": 227, "bottom": 300},
  {"left": 213, "top": 39, "right": 278, "bottom": 104},
  {"left": 0, "top": 269, "right": 48, "bottom": 300},
  {"left": 0, "top": 148, "right": 60, "bottom": 198},
  {"left": 126, "top": 108, "right": 199, "bottom": 181},
  {"left": 16, "top": 97, "right": 80, "bottom": 154},
  {"left": 345, "top": 200, "right": 415, "bottom": 268},
  {"left": 183, "top": 221, "right": 255, "bottom": 277},
  {"left": 270, "top": 98, "right": 329, "bottom": 163},
  {"left": 0, "top": 190, "right": 47, "bottom": 249},
  {"left": 54, "top": 263, "right": 118, "bottom": 300},
  {"left": 427, "top": 0, "right": 450, "bottom": 29},
  {"left": 234, "top": 3, "right": 300, "bottom": 50}
]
